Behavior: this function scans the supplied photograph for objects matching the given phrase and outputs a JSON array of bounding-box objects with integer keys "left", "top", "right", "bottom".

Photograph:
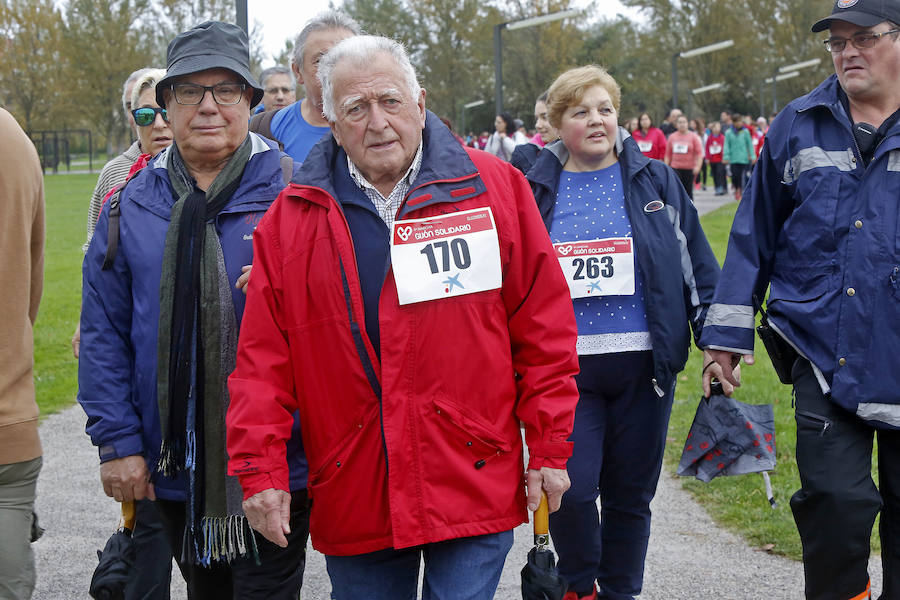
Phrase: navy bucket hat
[{"left": 156, "top": 21, "right": 264, "bottom": 108}]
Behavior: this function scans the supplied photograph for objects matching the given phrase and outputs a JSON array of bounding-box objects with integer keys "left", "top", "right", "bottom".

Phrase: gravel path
[{"left": 30, "top": 189, "right": 882, "bottom": 599}]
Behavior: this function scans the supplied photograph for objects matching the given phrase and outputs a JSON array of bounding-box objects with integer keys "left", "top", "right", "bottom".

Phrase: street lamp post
[
  {"left": 461, "top": 99, "right": 485, "bottom": 137},
  {"left": 765, "top": 71, "right": 800, "bottom": 114},
  {"left": 671, "top": 39, "right": 734, "bottom": 110},
  {"left": 494, "top": 9, "right": 579, "bottom": 115},
  {"left": 235, "top": 0, "right": 248, "bottom": 33},
  {"left": 769, "top": 57, "right": 821, "bottom": 113},
  {"left": 688, "top": 83, "right": 724, "bottom": 120}
]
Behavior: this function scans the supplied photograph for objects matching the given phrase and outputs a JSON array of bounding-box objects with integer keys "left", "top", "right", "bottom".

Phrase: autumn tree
[
  {"left": 0, "top": 0, "right": 67, "bottom": 133},
  {"left": 63, "top": 0, "right": 158, "bottom": 153}
]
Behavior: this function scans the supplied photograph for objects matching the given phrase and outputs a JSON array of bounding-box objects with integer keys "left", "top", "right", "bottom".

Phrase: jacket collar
[
  {"left": 132, "top": 133, "right": 281, "bottom": 219},
  {"left": 291, "top": 111, "right": 486, "bottom": 216}
]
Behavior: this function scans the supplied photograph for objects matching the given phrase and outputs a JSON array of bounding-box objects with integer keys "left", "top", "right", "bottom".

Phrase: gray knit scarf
[{"left": 156, "top": 138, "right": 258, "bottom": 566}]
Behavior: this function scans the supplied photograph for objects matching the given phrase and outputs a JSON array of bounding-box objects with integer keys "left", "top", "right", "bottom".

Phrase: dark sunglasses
[{"left": 131, "top": 107, "right": 168, "bottom": 126}]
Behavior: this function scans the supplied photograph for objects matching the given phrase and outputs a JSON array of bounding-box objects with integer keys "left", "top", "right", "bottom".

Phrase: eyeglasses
[
  {"left": 823, "top": 29, "right": 900, "bottom": 52},
  {"left": 131, "top": 107, "right": 168, "bottom": 126},
  {"left": 170, "top": 82, "right": 246, "bottom": 105},
  {"left": 265, "top": 86, "right": 294, "bottom": 95}
]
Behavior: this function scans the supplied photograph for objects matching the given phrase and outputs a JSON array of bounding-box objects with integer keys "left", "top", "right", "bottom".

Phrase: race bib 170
[{"left": 390, "top": 207, "right": 502, "bottom": 305}]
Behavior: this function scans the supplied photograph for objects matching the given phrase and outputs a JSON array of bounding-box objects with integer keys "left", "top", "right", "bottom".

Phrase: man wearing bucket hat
[
  {"left": 78, "top": 21, "right": 307, "bottom": 598},
  {"left": 701, "top": 1, "right": 900, "bottom": 598}
]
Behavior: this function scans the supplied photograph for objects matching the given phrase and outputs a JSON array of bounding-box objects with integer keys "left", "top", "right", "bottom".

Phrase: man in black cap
[
  {"left": 78, "top": 21, "right": 307, "bottom": 599},
  {"left": 701, "top": 1, "right": 900, "bottom": 598}
]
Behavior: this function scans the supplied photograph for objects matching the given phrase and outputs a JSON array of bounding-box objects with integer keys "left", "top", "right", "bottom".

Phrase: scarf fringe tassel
[{"left": 199, "top": 515, "right": 260, "bottom": 565}]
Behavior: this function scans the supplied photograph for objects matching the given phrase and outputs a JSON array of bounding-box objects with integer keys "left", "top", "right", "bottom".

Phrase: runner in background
[
  {"left": 664, "top": 115, "right": 704, "bottom": 199},
  {"left": 631, "top": 112, "right": 666, "bottom": 160},
  {"left": 706, "top": 121, "right": 727, "bottom": 196}
]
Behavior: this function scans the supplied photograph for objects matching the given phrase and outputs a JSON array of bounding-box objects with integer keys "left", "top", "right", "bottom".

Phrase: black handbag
[{"left": 753, "top": 295, "right": 798, "bottom": 385}]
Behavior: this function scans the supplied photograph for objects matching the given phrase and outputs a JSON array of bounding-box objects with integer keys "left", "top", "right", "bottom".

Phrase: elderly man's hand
[
  {"left": 243, "top": 488, "right": 291, "bottom": 548},
  {"left": 100, "top": 455, "right": 155, "bottom": 502},
  {"left": 526, "top": 467, "right": 570, "bottom": 513}
]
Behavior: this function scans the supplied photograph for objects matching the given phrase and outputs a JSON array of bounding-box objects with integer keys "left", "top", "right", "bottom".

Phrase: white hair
[
  {"left": 130, "top": 68, "right": 168, "bottom": 111},
  {"left": 291, "top": 11, "right": 362, "bottom": 70},
  {"left": 318, "top": 35, "right": 420, "bottom": 122},
  {"left": 122, "top": 67, "right": 154, "bottom": 114}
]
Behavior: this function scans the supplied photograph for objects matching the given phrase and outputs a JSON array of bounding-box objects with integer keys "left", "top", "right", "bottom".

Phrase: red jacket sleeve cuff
[
  {"left": 526, "top": 440, "right": 573, "bottom": 471},
  {"left": 236, "top": 470, "right": 290, "bottom": 500}
]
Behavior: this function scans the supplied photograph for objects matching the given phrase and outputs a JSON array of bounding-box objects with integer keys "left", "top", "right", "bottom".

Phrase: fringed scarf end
[{"left": 198, "top": 515, "right": 259, "bottom": 565}]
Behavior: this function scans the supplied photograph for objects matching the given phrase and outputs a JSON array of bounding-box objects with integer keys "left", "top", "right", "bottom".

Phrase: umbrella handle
[
  {"left": 534, "top": 491, "right": 549, "bottom": 536},
  {"left": 121, "top": 501, "right": 136, "bottom": 531}
]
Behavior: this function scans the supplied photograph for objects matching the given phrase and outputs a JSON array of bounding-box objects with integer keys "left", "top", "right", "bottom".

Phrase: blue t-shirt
[
  {"left": 271, "top": 100, "right": 332, "bottom": 163},
  {"left": 548, "top": 163, "right": 652, "bottom": 355}
]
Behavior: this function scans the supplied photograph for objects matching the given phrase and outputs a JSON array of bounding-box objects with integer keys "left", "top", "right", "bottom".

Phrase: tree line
[{"left": 0, "top": 0, "right": 833, "bottom": 155}]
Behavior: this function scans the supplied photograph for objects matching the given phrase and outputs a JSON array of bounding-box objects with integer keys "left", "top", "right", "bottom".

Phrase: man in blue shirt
[{"left": 270, "top": 11, "right": 360, "bottom": 162}]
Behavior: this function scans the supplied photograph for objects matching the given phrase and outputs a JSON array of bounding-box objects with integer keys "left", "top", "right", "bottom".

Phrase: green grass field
[
  {"left": 35, "top": 178, "right": 873, "bottom": 561},
  {"left": 34, "top": 173, "right": 94, "bottom": 415}
]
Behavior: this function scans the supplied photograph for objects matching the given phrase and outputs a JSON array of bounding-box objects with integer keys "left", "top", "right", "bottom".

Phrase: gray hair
[
  {"left": 122, "top": 67, "right": 154, "bottom": 114},
  {"left": 292, "top": 11, "right": 362, "bottom": 70},
  {"left": 258, "top": 65, "right": 294, "bottom": 89},
  {"left": 130, "top": 68, "right": 168, "bottom": 111},
  {"left": 319, "top": 35, "right": 420, "bottom": 122}
]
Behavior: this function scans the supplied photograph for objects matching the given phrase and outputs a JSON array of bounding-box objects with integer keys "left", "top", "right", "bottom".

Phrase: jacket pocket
[
  {"left": 430, "top": 395, "right": 513, "bottom": 469},
  {"left": 783, "top": 171, "right": 840, "bottom": 261},
  {"left": 307, "top": 404, "right": 381, "bottom": 490},
  {"left": 795, "top": 409, "right": 832, "bottom": 437}
]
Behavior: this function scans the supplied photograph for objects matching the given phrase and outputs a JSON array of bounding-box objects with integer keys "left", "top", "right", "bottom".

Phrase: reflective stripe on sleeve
[{"left": 704, "top": 303, "right": 754, "bottom": 329}]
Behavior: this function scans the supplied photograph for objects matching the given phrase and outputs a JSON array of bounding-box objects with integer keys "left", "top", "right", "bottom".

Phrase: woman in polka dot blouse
[{"left": 525, "top": 65, "right": 724, "bottom": 600}]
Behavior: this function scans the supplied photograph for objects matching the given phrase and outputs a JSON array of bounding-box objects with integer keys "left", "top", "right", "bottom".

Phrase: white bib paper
[
  {"left": 637, "top": 140, "right": 653, "bottom": 152},
  {"left": 709, "top": 143, "right": 722, "bottom": 154},
  {"left": 673, "top": 142, "right": 689, "bottom": 154},
  {"left": 554, "top": 237, "right": 635, "bottom": 299},
  {"left": 390, "top": 207, "right": 502, "bottom": 305}
]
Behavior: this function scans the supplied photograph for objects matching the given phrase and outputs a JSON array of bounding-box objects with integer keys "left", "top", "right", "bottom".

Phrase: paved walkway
[{"left": 30, "top": 189, "right": 882, "bottom": 599}]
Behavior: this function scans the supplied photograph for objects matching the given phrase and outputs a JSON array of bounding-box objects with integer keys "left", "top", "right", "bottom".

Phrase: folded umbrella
[
  {"left": 521, "top": 491, "right": 567, "bottom": 600},
  {"left": 677, "top": 383, "right": 777, "bottom": 505},
  {"left": 90, "top": 501, "right": 136, "bottom": 600}
]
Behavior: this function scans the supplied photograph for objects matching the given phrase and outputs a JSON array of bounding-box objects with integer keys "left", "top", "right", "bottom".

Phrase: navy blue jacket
[
  {"left": 700, "top": 75, "right": 900, "bottom": 427},
  {"left": 527, "top": 129, "right": 720, "bottom": 394},
  {"left": 78, "top": 134, "right": 306, "bottom": 499}
]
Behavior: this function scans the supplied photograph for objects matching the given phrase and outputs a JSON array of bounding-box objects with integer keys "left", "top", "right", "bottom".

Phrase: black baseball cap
[
  {"left": 156, "top": 21, "right": 264, "bottom": 108},
  {"left": 812, "top": 0, "right": 900, "bottom": 33}
]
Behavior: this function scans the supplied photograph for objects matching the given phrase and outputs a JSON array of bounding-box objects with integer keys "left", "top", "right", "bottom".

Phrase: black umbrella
[
  {"left": 90, "top": 501, "right": 136, "bottom": 600},
  {"left": 677, "top": 383, "right": 777, "bottom": 506},
  {"left": 521, "top": 491, "right": 567, "bottom": 600}
]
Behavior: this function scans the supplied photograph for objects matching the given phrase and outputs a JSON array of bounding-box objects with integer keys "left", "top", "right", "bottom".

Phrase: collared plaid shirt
[{"left": 347, "top": 141, "right": 423, "bottom": 230}]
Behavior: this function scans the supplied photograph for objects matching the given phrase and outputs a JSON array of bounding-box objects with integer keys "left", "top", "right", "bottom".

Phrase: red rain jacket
[{"left": 226, "top": 118, "right": 579, "bottom": 556}]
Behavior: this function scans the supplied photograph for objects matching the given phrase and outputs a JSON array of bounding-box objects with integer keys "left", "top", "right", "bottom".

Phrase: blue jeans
[
  {"left": 549, "top": 352, "right": 673, "bottom": 600},
  {"left": 325, "top": 530, "right": 514, "bottom": 600}
]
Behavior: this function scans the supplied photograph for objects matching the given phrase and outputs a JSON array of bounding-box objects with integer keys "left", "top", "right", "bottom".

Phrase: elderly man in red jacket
[{"left": 226, "top": 35, "right": 579, "bottom": 599}]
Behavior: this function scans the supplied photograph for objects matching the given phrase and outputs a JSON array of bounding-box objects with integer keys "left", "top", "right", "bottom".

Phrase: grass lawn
[
  {"left": 34, "top": 173, "right": 93, "bottom": 416},
  {"left": 35, "top": 180, "right": 875, "bottom": 561}
]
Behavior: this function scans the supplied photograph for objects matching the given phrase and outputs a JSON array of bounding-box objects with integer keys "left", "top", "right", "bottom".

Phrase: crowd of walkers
[
  {"left": 6, "top": 1, "right": 900, "bottom": 600},
  {"left": 485, "top": 102, "right": 772, "bottom": 203}
]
